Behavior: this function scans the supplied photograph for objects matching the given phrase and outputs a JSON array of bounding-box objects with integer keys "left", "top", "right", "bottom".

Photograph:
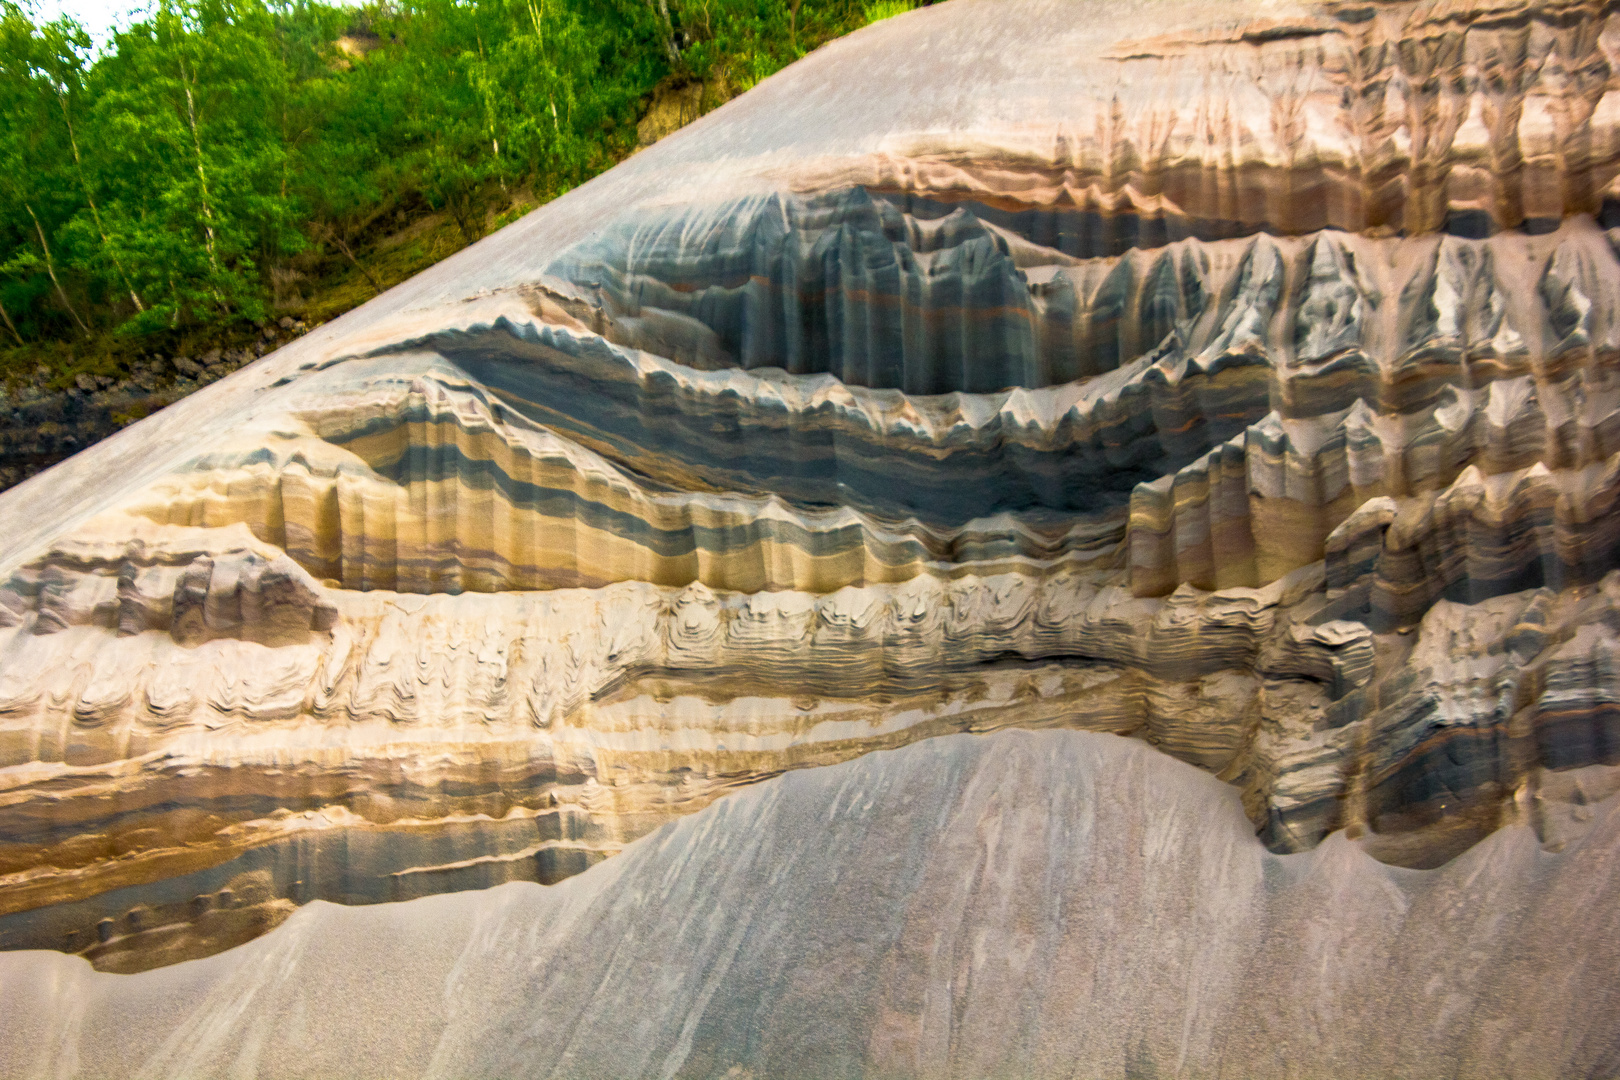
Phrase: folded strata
[{"left": 3, "top": 0, "right": 1620, "bottom": 976}]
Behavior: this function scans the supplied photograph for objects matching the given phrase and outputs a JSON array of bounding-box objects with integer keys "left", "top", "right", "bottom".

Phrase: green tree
[
  {"left": 0, "top": 2, "right": 95, "bottom": 339},
  {"left": 0, "top": 0, "right": 888, "bottom": 362},
  {"left": 89, "top": 0, "right": 304, "bottom": 328}
]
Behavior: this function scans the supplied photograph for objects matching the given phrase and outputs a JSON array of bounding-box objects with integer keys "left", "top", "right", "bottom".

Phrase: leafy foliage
[
  {"left": 862, "top": 0, "right": 917, "bottom": 23},
  {"left": 0, "top": 0, "right": 903, "bottom": 367}
]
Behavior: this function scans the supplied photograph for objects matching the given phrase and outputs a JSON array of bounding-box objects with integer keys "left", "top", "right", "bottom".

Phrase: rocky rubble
[{"left": 0, "top": 318, "right": 309, "bottom": 491}]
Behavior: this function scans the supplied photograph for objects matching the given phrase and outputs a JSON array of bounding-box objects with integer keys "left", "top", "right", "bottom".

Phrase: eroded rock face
[{"left": 3, "top": 0, "right": 1620, "bottom": 971}]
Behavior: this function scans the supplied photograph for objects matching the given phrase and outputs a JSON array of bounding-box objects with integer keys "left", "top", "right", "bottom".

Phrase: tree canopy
[{"left": 0, "top": 0, "right": 895, "bottom": 361}]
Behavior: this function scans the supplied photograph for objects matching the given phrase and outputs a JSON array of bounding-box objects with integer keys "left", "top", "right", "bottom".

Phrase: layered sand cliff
[{"left": 2, "top": 0, "right": 1620, "bottom": 984}]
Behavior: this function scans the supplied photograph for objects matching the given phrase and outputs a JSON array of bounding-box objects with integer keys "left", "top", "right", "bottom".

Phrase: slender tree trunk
[
  {"left": 647, "top": 0, "right": 680, "bottom": 65},
  {"left": 57, "top": 94, "right": 144, "bottom": 312},
  {"left": 24, "top": 204, "right": 90, "bottom": 335},
  {"left": 279, "top": 104, "right": 289, "bottom": 268},
  {"left": 322, "top": 225, "right": 382, "bottom": 293},
  {"left": 525, "top": 0, "right": 545, "bottom": 48},
  {"left": 473, "top": 18, "right": 508, "bottom": 195},
  {"left": 446, "top": 194, "right": 480, "bottom": 244},
  {"left": 493, "top": 138, "right": 510, "bottom": 195},
  {"left": 0, "top": 297, "right": 23, "bottom": 346},
  {"left": 178, "top": 56, "right": 220, "bottom": 275}
]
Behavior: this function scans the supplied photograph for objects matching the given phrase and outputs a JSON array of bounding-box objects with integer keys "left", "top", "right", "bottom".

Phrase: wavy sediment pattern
[{"left": 2, "top": 0, "right": 1620, "bottom": 982}]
